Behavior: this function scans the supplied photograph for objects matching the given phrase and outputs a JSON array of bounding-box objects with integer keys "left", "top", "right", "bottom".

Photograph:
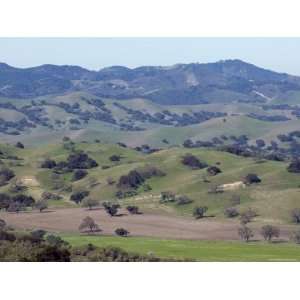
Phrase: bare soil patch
[{"left": 0, "top": 208, "right": 295, "bottom": 241}]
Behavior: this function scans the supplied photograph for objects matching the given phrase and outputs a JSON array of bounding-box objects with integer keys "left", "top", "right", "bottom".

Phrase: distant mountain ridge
[{"left": 1, "top": 59, "right": 300, "bottom": 104}]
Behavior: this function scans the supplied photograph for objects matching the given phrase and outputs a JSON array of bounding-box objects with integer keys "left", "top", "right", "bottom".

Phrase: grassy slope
[
  {"left": 1, "top": 141, "right": 300, "bottom": 224},
  {"left": 63, "top": 235, "right": 300, "bottom": 261},
  {"left": 1, "top": 94, "right": 300, "bottom": 147}
]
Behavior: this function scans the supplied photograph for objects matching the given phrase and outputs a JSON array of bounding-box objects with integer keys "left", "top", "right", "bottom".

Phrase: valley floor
[{"left": 0, "top": 207, "right": 296, "bottom": 241}]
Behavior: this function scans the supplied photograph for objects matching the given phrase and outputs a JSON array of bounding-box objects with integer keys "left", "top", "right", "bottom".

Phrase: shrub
[
  {"left": 238, "top": 226, "right": 254, "bottom": 242},
  {"left": 15, "top": 142, "right": 24, "bottom": 149},
  {"left": 109, "top": 155, "right": 121, "bottom": 162},
  {"left": 46, "top": 235, "right": 68, "bottom": 247},
  {"left": 160, "top": 191, "right": 176, "bottom": 203},
  {"left": 207, "top": 166, "right": 222, "bottom": 176},
  {"left": 176, "top": 195, "right": 193, "bottom": 205},
  {"left": 181, "top": 154, "right": 208, "bottom": 169},
  {"left": 261, "top": 225, "right": 280, "bottom": 242},
  {"left": 115, "top": 228, "right": 129, "bottom": 237},
  {"left": 36, "top": 246, "right": 71, "bottom": 262},
  {"left": 224, "top": 207, "right": 239, "bottom": 218},
  {"left": 193, "top": 206, "right": 208, "bottom": 219},
  {"left": 126, "top": 206, "right": 140, "bottom": 214},
  {"left": 72, "top": 169, "right": 88, "bottom": 181},
  {"left": 243, "top": 173, "right": 261, "bottom": 184},
  {"left": 31, "top": 229, "right": 47, "bottom": 241}
]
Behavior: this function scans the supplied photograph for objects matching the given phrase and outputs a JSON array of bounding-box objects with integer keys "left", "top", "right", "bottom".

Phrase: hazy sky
[{"left": 0, "top": 38, "right": 300, "bottom": 75}]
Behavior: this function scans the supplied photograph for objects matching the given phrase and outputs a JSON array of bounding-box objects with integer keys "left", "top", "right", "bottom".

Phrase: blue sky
[{"left": 0, "top": 38, "right": 300, "bottom": 75}]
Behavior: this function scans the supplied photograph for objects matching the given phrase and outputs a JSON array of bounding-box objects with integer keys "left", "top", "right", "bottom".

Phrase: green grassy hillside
[
  {"left": 1, "top": 140, "right": 300, "bottom": 225},
  {"left": 1, "top": 93, "right": 300, "bottom": 147}
]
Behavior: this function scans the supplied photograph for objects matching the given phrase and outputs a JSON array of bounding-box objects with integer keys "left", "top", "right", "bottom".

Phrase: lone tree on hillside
[
  {"left": 193, "top": 206, "right": 208, "bottom": 219},
  {"left": 207, "top": 166, "right": 222, "bottom": 176},
  {"left": 115, "top": 228, "right": 129, "bottom": 237},
  {"left": 109, "top": 155, "right": 121, "bottom": 162},
  {"left": 290, "top": 208, "right": 300, "bottom": 224},
  {"left": 243, "top": 173, "right": 261, "bottom": 185},
  {"left": 79, "top": 216, "right": 100, "bottom": 233},
  {"left": 82, "top": 198, "right": 100, "bottom": 210},
  {"left": 35, "top": 200, "right": 48, "bottom": 212},
  {"left": 238, "top": 226, "right": 254, "bottom": 242},
  {"left": 261, "top": 225, "right": 280, "bottom": 242}
]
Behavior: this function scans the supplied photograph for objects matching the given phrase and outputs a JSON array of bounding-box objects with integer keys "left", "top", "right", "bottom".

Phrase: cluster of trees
[
  {"left": 183, "top": 130, "right": 300, "bottom": 163},
  {"left": 113, "top": 102, "right": 226, "bottom": 127},
  {"left": 41, "top": 151, "right": 98, "bottom": 174},
  {"left": 238, "top": 224, "right": 280, "bottom": 243},
  {"left": 247, "top": 113, "right": 290, "bottom": 122},
  {"left": 0, "top": 225, "right": 71, "bottom": 261},
  {"left": 78, "top": 216, "right": 129, "bottom": 237},
  {"left": 0, "top": 219, "right": 162, "bottom": 262},
  {"left": 0, "top": 193, "right": 35, "bottom": 212},
  {"left": 181, "top": 154, "right": 208, "bottom": 169},
  {"left": 46, "top": 101, "right": 117, "bottom": 125},
  {"left": 117, "top": 166, "right": 165, "bottom": 191},
  {"left": 70, "top": 190, "right": 89, "bottom": 204}
]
